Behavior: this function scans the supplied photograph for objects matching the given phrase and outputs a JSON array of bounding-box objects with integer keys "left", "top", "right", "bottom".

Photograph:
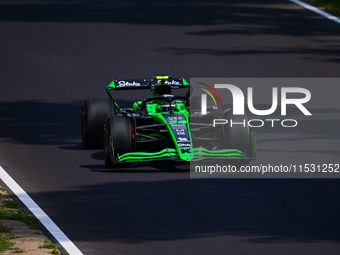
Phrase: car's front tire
[
  {"left": 222, "top": 111, "right": 253, "bottom": 158},
  {"left": 81, "top": 98, "right": 115, "bottom": 149},
  {"left": 104, "top": 116, "right": 133, "bottom": 168}
]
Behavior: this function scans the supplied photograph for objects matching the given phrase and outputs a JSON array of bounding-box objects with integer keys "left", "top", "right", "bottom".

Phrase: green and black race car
[{"left": 81, "top": 76, "right": 256, "bottom": 167}]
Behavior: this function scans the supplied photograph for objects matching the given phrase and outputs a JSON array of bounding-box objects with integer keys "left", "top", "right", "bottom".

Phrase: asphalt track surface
[{"left": 0, "top": 0, "right": 340, "bottom": 254}]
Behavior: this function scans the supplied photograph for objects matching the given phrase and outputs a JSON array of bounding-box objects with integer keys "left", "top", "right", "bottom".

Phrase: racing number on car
[{"left": 168, "top": 120, "right": 187, "bottom": 125}]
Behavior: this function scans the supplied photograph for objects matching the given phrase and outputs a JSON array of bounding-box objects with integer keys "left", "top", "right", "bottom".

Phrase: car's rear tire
[
  {"left": 81, "top": 99, "right": 116, "bottom": 149},
  {"left": 190, "top": 95, "right": 215, "bottom": 110},
  {"left": 104, "top": 116, "right": 133, "bottom": 168},
  {"left": 223, "top": 111, "right": 253, "bottom": 158}
]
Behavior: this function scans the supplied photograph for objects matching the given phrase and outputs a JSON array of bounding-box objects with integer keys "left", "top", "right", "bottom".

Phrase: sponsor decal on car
[
  {"left": 118, "top": 81, "right": 141, "bottom": 87},
  {"left": 178, "top": 143, "right": 191, "bottom": 147},
  {"left": 167, "top": 116, "right": 184, "bottom": 121},
  {"left": 164, "top": 80, "right": 181, "bottom": 85},
  {"left": 177, "top": 137, "right": 188, "bottom": 142}
]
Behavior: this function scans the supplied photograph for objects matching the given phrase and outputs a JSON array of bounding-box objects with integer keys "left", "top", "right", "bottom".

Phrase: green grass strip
[
  {"left": 0, "top": 235, "right": 14, "bottom": 252},
  {"left": 0, "top": 208, "right": 39, "bottom": 230},
  {"left": 314, "top": 0, "right": 340, "bottom": 15},
  {"left": 39, "top": 239, "right": 58, "bottom": 249}
]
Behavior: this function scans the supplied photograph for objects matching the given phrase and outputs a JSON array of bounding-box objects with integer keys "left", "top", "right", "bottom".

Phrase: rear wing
[
  {"left": 106, "top": 76, "right": 189, "bottom": 91},
  {"left": 106, "top": 76, "right": 189, "bottom": 101}
]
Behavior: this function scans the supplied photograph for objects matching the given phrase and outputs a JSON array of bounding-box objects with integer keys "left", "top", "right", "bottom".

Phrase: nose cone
[{"left": 179, "top": 147, "right": 192, "bottom": 161}]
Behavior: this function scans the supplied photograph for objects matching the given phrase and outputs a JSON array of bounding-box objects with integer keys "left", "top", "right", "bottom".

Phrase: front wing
[{"left": 114, "top": 147, "right": 255, "bottom": 164}]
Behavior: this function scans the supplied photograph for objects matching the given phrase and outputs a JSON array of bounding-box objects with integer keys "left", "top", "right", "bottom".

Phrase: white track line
[
  {"left": 289, "top": 0, "right": 340, "bottom": 24},
  {"left": 0, "top": 166, "right": 83, "bottom": 255}
]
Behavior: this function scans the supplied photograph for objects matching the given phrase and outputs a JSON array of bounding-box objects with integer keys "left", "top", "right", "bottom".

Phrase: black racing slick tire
[
  {"left": 104, "top": 116, "right": 133, "bottom": 168},
  {"left": 81, "top": 98, "right": 116, "bottom": 149},
  {"left": 223, "top": 111, "right": 253, "bottom": 158},
  {"left": 190, "top": 95, "right": 215, "bottom": 110},
  {"left": 190, "top": 95, "right": 222, "bottom": 115}
]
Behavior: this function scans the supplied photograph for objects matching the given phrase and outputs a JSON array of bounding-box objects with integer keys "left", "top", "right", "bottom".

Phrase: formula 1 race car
[{"left": 81, "top": 76, "right": 256, "bottom": 167}]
